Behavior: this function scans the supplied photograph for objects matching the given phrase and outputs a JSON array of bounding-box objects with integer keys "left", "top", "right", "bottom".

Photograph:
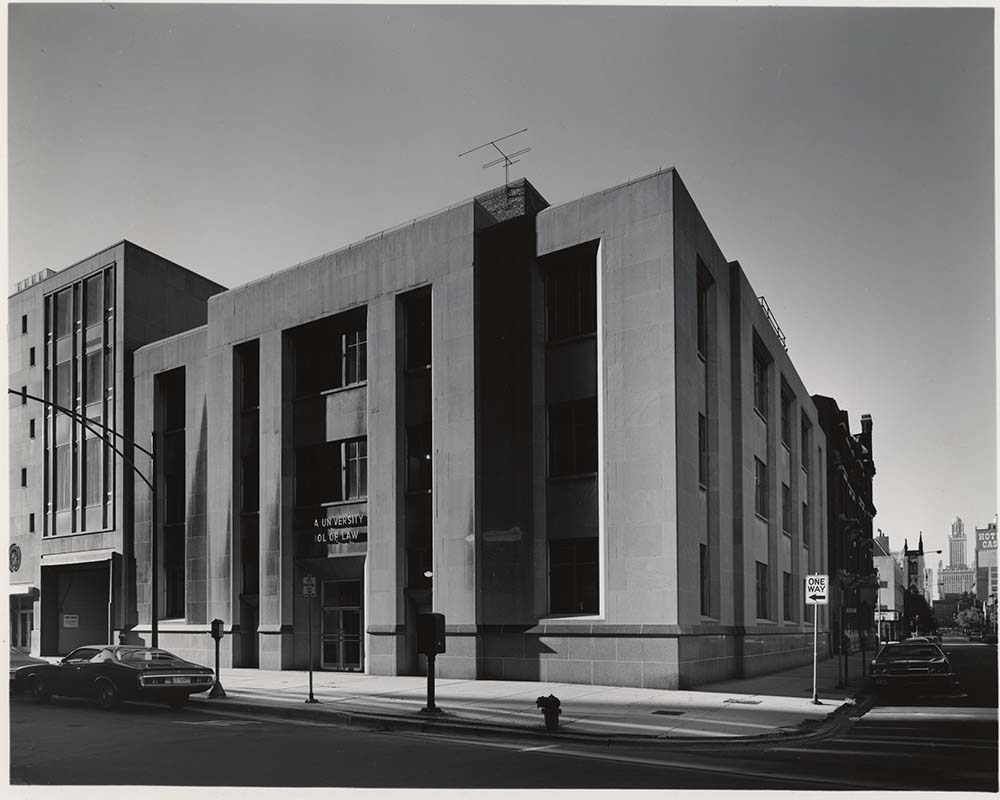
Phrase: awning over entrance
[
  {"left": 40, "top": 548, "right": 117, "bottom": 568},
  {"left": 9, "top": 584, "right": 39, "bottom": 599}
]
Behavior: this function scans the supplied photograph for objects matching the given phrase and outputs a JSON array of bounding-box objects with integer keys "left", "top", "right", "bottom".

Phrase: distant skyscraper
[{"left": 950, "top": 516, "right": 967, "bottom": 568}]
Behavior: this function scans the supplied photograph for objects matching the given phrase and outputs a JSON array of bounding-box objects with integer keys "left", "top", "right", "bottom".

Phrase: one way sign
[{"left": 805, "top": 574, "right": 828, "bottom": 605}]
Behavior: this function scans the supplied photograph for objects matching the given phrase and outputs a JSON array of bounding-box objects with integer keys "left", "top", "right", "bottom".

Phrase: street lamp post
[{"left": 9, "top": 388, "right": 158, "bottom": 647}]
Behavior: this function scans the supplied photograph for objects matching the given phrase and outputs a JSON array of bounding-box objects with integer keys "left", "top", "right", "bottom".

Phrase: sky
[{"left": 6, "top": 3, "right": 996, "bottom": 570}]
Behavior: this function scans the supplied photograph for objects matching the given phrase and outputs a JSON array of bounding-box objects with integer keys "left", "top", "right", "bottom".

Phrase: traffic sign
[
  {"left": 805, "top": 573, "right": 828, "bottom": 605},
  {"left": 303, "top": 575, "right": 317, "bottom": 597}
]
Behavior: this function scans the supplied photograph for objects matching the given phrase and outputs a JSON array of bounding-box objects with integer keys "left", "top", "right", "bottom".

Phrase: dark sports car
[
  {"left": 870, "top": 641, "right": 962, "bottom": 697},
  {"left": 11, "top": 645, "right": 216, "bottom": 710}
]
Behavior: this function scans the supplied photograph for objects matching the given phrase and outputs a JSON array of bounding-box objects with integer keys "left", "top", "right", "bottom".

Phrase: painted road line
[
  {"left": 766, "top": 746, "right": 915, "bottom": 759},
  {"left": 834, "top": 736, "right": 998, "bottom": 750}
]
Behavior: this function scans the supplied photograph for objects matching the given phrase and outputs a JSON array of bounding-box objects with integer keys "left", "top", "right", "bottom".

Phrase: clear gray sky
[{"left": 7, "top": 4, "right": 996, "bottom": 566}]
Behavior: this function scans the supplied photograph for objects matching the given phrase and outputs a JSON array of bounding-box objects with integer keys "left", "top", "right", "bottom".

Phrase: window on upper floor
[
  {"left": 698, "top": 413, "right": 708, "bottom": 489},
  {"left": 753, "top": 348, "right": 769, "bottom": 419},
  {"left": 802, "top": 502, "right": 810, "bottom": 547},
  {"left": 700, "top": 544, "right": 710, "bottom": 617},
  {"left": 545, "top": 244, "right": 598, "bottom": 343},
  {"left": 783, "top": 571, "right": 793, "bottom": 620},
  {"left": 754, "top": 458, "right": 769, "bottom": 519},
  {"left": 548, "top": 397, "right": 598, "bottom": 478},
  {"left": 782, "top": 483, "right": 791, "bottom": 534},
  {"left": 780, "top": 384, "right": 792, "bottom": 447},
  {"left": 696, "top": 259, "right": 713, "bottom": 359},
  {"left": 21, "top": 314, "right": 28, "bottom": 335}
]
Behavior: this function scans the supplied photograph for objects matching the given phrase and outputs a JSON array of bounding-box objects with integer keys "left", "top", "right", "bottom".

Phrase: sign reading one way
[{"left": 805, "top": 573, "right": 828, "bottom": 605}]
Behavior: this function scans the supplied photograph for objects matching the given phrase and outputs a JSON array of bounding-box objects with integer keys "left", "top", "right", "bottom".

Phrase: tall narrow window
[
  {"left": 29, "top": 419, "right": 35, "bottom": 439},
  {"left": 696, "top": 261, "right": 711, "bottom": 359},
  {"left": 802, "top": 502, "right": 810, "bottom": 547},
  {"left": 550, "top": 539, "right": 598, "bottom": 614},
  {"left": 545, "top": 244, "right": 598, "bottom": 343},
  {"left": 781, "top": 483, "right": 791, "bottom": 534},
  {"left": 406, "top": 424, "right": 432, "bottom": 493},
  {"left": 29, "top": 347, "right": 36, "bottom": 367},
  {"left": 343, "top": 328, "right": 367, "bottom": 386},
  {"left": 801, "top": 419, "right": 810, "bottom": 472},
  {"left": 21, "top": 314, "right": 28, "bottom": 334},
  {"left": 698, "top": 413, "right": 708, "bottom": 488},
  {"left": 158, "top": 368, "right": 186, "bottom": 620},
  {"left": 780, "top": 385, "right": 792, "bottom": 447},
  {"left": 753, "top": 348, "right": 769, "bottom": 419},
  {"left": 783, "top": 571, "right": 793, "bottom": 620},
  {"left": 20, "top": 468, "right": 27, "bottom": 488},
  {"left": 700, "top": 544, "right": 710, "bottom": 616},
  {"left": 549, "top": 398, "right": 598, "bottom": 478},
  {"left": 344, "top": 438, "right": 368, "bottom": 500},
  {"left": 756, "top": 562, "right": 770, "bottom": 619},
  {"left": 29, "top": 513, "right": 35, "bottom": 533},
  {"left": 20, "top": 386, "right": 27, "bottom": 406},
  {"left": 754, "top": 458, "right": 769, "bottom": 519}
]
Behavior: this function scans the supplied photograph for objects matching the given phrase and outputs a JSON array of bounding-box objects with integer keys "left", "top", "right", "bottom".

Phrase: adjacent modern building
[
  {"left": 10, "top": 170, "right": 834, "bottom": 689},
  {"left": 8, "top": 243, "right": 225, "bottom": 655}
]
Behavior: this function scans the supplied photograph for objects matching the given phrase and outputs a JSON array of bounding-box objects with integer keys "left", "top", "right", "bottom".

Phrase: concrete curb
[{"left": 187, "top": 689, "right": 869, "bottom": 748}]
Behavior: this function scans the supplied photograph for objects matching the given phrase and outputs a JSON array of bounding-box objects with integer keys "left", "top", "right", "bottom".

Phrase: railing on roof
[{"left": 757, "top": 296, "right": 787, "bottom": 351}]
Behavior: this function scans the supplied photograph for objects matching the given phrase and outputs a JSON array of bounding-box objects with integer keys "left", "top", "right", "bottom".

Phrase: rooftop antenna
[{"left": 458, "top": 128, "right": 531, "bottom": 186}]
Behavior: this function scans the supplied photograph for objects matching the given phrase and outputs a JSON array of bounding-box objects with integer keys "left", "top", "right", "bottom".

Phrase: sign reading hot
[{"left": 977, "top": 529, "right": 998, "bottom": 552}]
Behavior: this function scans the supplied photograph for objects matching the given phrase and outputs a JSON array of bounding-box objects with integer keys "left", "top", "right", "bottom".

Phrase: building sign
[
  {"left": 62, "top": 615, "right": 79, "bottom": 628},
  {"left": 977, "top": 529, "right": 997, "bottom": 552},
  {"left": 875, "top": 610, "right": 899, "bottom": 622},
  {"left": 296, "top": 503, "right": 368, "bottom": 558},
  {"left": 805, "top": 574, "right": 828, "bottom": 605}
]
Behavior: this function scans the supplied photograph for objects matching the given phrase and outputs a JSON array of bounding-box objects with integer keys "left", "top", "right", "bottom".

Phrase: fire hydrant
[{"left": 536, "top": 694, "right": 561, "bottom": 732}]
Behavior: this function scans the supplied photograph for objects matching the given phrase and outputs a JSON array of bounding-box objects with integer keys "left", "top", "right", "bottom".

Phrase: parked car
[
  {"left": 870, "top": 641, "right": 961, "bottom": 697},
  {"left": 9, "top": 648, "right": 51, "bottom": 692},
  {"left": 11, "top": 645, "right": 216, "bottom": 710}
]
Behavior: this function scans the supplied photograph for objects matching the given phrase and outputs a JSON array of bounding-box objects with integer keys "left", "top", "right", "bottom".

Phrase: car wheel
[
  {"left": 29, "top": 675, "right": 50, "bottom": 704},
  {"left": 96, "top": 680, "right": 121, "bottom": 710}
]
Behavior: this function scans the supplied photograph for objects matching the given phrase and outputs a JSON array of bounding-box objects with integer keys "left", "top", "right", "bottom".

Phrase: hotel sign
[{"left": 977, "top": 529, "right": 997, "bottom": 552}]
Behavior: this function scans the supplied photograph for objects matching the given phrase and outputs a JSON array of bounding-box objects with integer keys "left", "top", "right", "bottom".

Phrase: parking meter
[
  {"left": 208, "top": 619, "right": 226, "bottom": 698},
  {"left": 416, "top": 612, "right": 446, "bottom": 655},
  {"left": 417, "top": 613, "right": 445, "bottom": 714}
]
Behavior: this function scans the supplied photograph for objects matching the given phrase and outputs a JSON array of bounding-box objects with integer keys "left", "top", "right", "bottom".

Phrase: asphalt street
[{"left": 9, "top": 640, "right": 996, "bottom": 790}]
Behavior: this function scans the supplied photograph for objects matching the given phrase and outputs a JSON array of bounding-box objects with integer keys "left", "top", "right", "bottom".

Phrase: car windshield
[
  {"left": 879, "top": 645, "right": 942, "bottom": 661},
  {"left": 116, "top": 648, "right": 182, "bottom": 663}
]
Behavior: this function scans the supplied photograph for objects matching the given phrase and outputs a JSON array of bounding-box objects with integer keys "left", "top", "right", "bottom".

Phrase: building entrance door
[
  {"left": 11, "top": 608, "right": 33, "bottom": 652},
  {"left": 321, "top": 580, "right": 362, "bottom": 671}
]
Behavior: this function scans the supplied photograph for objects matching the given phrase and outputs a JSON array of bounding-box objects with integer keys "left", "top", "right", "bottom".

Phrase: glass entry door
[{"left": 321, "top": 580, "right": 362, "bottom": 671}]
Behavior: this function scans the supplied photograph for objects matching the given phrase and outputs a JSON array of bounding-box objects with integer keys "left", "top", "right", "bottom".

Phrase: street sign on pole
[
  {"left": 303, "top": 575, "right": 317, "bottom": 598},
  {"left": 805, "top": 573, "right": 828, "bottom": 706},
  {"left": 304, "top": 575, "right": 318, "bottom": 704},
  {"left": 805, "top": 573, "right": 829, "bottom": 605}
]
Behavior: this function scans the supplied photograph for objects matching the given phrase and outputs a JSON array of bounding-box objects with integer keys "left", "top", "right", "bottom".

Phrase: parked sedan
[
  {"left": 870, "top": 641, "right": 962, "bottom": 697},
  {"left": 9, "top": 648, "right": 51, "bottom": 692},
  {"left": 11, "top": 645, "right": 216, "bottom": 710}
]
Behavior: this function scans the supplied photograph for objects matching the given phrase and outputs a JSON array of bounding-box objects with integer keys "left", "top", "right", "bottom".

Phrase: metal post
[
  {"left": 151, "top": 432, "right": 158, "bottom": 649},
  {"left": 811, "top": 605, "right": 820, "bottom": 704},
  {"left": 424, "top": 653, "right": 438, "bottom": 713},
  {"left": 209, "top": 632, "right": 226, "bottom": 698},
  {"left": 306, "top": 594, "right": 318, "bottom": 703}
]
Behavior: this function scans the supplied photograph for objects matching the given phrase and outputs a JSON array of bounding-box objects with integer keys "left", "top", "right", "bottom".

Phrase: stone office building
[
  {"left": 13, "top": 169, "right": 832, "bottom": 688},
  {"left": 7, "top": 243, "right": 224, "bottom": 656}
]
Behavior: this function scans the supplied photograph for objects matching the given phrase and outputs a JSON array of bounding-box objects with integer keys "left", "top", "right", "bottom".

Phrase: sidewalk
[{"left": 189, "top": 650, "right": 870, "bottom": 742}]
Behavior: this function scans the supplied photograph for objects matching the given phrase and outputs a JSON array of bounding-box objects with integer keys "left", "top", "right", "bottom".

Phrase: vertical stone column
[
  {"left": 257, "top": 330, "right": 293, "bottom": 668},
  {"left": 205, "top": 343, "right": 234, "bottom": 666},
  {"left": 366, "top": 293, "right": 405, "bottom": 674},
  {"left": 432, "top": 267, "right": 479, "bottom": 678}
]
